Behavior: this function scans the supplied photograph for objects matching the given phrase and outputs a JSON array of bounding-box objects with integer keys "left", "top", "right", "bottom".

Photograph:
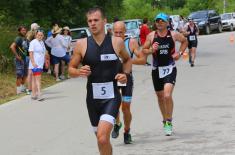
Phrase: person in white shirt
[
  {"left": 60, "top": 26, "right": 72, "bottom": 79},
  {"left": 28, "top": 30, "right": 46, "bottom": 101},
  {"left": 62, "top": 26, "right": 72, "bottom": 55},
  {"left": 45, "top": 26, "right": 70, "bottom": 81},
  {"left": 178, "top": 15, "right": 186, "bottom": 33}
]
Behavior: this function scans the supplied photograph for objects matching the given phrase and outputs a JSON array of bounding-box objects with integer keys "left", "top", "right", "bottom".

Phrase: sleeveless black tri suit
[
  {"left": 82, "top": 35, "right": 122, "bottom": 128},
  {"left": 151, "top": 30, "right": 177, "bottom": 91}
]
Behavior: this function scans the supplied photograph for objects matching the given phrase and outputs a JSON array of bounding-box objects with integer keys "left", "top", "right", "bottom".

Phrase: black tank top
[
  {"left": 82, "top": 35, "right": 122, "bottom": 84},
  {"left": 152, "top": 30, "right": 175, "bottom": 67},
  {"left": 124, "top": 37, "right": 134, "bottom": 59},
  {"left": 187, "top": 25, "right": 198, "bottom": 41}
]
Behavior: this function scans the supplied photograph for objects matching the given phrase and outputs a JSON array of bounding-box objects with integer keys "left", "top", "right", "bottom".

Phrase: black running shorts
[
  {"left": 86, "top": 90, "right": 121, "bottom": 128},
  {"left": 188, "top": 40, "right": 198, "bottom": 49},
  {"left": 118, "top": 74, "right": 134, "bottom": 103},
  {"left": 151, "top": 67, "right": 177, "bottom": 91}
]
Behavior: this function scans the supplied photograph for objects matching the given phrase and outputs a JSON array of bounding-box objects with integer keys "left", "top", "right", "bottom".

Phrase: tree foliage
[
  {"left": 0, "top": 0, "right": 123, "bottom": 28},
  {"left": 1, "top": 0, "right": 235, "bottom": 28}
]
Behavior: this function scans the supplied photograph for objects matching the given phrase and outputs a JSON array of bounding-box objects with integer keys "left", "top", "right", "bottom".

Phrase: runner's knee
[
  {"left": 157, "top": 93, "right": 164, "bottom": 102},
  {"left": 97, "top": 133, "right": 109, "bottom": 146},
  {"left": 121, "top": 104, "right": 130, "bottom": 114},
  {"left": 164, "top": 93, "right": 172, "bottom": 101}
]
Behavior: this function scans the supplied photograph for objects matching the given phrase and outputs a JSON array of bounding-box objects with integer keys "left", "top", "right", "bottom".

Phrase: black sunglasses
[{"left": 156, "top": 19, "right": 165, "bottom": 23}]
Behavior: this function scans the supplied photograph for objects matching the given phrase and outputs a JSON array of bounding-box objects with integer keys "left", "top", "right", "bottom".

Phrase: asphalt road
[{"left": 0, "top": 31, "right": 235, "bottom": 155}]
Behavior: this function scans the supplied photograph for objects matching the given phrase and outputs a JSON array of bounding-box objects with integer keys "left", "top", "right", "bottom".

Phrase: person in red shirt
[
  {"left": 140, "top": 18, "right": 150, "bottom": 46},
  {"left": 140, "top": 18, "right": 151, "bottom": 65}
]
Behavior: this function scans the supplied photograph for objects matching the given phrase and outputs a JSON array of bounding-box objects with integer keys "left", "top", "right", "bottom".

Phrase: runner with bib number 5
[
  {"left": 68, "top": 7, "right": 132, "bottom": 155},
  {"left": 143, "top": 13, "right": 188, "bottom": 136}
]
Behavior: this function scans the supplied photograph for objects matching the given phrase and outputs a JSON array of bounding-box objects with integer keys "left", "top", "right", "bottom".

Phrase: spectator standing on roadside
[
  {"left": 140, "top": 18, "right": 150, "bottom": 46},
  {"left": 28, "top": 30, "right": 46, "bottom": 101},
  {"left": 61, "top": 26, "right": 72, "bottom": 56},
  {"left": 47, "top": 22, "right": 59, "bottom": 38},
  {"left": 61, "top": 26, "right": 72, "bottom": 79},
  {"left": 25, "top": 23, "right": 40, "bottom": 95},
  {"left": 45, "top": 22, "right": 60, "bottom": 75},
  {"left": 168, "top": 18, "right": 174, "bottom": 31},
  {"left": 178, "top": 15, "right": 186, "bottom": 33},
  {"left": 140, "top": 18, "right": 151, "bottom": 66},
  {"left": 26, "top": 23, "right": 40, "bottom": 42},
  {"left": 10, "top": 26, "right": 29, "bottom": 94},
  {"left": 45, "top": 25, "right": 70, "bottom": 81}
]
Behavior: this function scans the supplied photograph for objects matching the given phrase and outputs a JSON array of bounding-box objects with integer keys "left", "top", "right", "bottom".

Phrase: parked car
[
  {"left": 70, "top": 24, "right": 112, "bottom": 43},
  {"left": 105, "top": 23, "right": 113, "bottom": 34},
  {"left": 69, "top": 24, "right": 113, "bottom": 50},
  {"left": 70, "top": 27, "right": 91, "bottom": 42},
  {"left": 188, "top": 10, "right": 222, "bottom": 34},
  {"left": 220, "top": 12, "right": 235, "bottom": 31},
  {"left": 70, "top": 27, "right": 91, "bottom": 50},
  {"left": 124, "top": 19, "right": 142, "bottom": 38}
]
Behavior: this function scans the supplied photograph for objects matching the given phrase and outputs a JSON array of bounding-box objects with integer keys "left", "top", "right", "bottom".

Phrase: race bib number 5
[
  {"left": 158, "top": 65, "right": 173, "bottom": 78},
  {"left": 92, "top": 82, "right": 114, "bottom": 99}
]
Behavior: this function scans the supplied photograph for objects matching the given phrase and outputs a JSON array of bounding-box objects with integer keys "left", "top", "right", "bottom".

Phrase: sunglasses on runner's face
[{"left": 156, "top": 19, "right": 166, "bottom": 23}]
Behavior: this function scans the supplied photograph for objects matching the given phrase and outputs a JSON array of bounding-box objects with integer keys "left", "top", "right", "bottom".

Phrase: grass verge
[{"left": 0, "top": 72, "right": 57, "bottom": 105}]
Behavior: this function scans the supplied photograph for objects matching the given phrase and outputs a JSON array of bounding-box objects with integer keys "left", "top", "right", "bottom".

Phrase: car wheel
[
  {"left": 230, "top": 24, "right": 234, "bottom": 31},
  {"left": 205, "top": 25, "right": 210, "bottom": 34},
  {"left": 218, "top": 23, "right": 222, "bottom": 33}
]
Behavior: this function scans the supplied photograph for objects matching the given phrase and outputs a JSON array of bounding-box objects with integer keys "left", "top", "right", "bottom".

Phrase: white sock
[
  {"left": 20, "top": 85, "right": 26, "bottom": 92},
  {"left": 17, "top": 86, "right": 21, "bottom": 94}
]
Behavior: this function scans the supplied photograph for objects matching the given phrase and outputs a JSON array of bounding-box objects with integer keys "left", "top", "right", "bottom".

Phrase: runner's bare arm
[
  {"left": 142, "top": 32, "right": 154, "bottom": 55},
  {"left": 173, "top": 31, "right": 188, "bottom": 54},
  {"left": 118, "top": 38, "right": 132, "bottom": 74},
  {"left": 10, "top": 43, "right": 18, "bottom": 57},
  {"left": 130, "top": 39, "right": 146, "bottom": 65},
  {"left": 113, "top": 37, "right": 132, "bottom": 83},
  {"left": 196, "top": 25, "right": 199, "bottom": 35},
  {"left": 10, "top": 42, "right": 22, "bottom": 61},
  {"left": 68, "top": 39, "right": 91, "bottom": 78}
]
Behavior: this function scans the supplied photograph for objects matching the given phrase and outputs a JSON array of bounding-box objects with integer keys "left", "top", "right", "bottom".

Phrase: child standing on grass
[{"left": 28, "top": 30, "right": 46, "bottom": 101}]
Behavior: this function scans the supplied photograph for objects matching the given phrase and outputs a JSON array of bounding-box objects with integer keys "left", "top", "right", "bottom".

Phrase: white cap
[{"left": 31, "top": 23, "right": 40, "bottom": 30}]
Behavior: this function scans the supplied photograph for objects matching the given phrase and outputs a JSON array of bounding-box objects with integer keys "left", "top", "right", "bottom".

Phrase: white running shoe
[
  {"left": 56, "top": 78, "right": 61, "bottom": 82},
  {"left": 59, "top": 75, "right": 65, "bottom": 80}
]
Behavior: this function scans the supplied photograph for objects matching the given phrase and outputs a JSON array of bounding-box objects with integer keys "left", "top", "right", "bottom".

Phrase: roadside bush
[
  {"left": 0, "top": 54, "right": 10, "bottom": 73},
  {"left": 0, "top": 26, "right": 16, "bottom": 73}
]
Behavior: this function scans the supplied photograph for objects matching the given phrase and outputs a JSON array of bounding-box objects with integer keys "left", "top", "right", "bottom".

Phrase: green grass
[
  {"left": 0, "top": 26, "right": 16, "bottom": 73},
  {"left": 0, "top": 72, "right": 57, "bottom": 105}
]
